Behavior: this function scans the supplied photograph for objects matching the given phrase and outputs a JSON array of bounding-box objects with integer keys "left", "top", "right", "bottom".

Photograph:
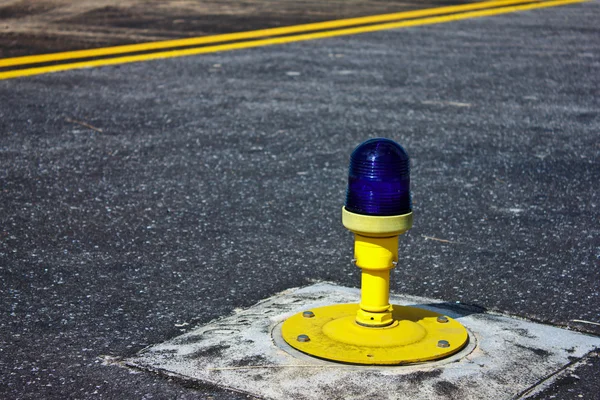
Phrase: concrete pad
[{"left": 125, "top": 283, "right": 600, "bottom": 399}]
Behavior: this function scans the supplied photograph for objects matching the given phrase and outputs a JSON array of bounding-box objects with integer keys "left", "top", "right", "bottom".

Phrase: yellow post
[
  {"left": 354, "top": 235, "right": 399, "bottom": 327},
  {"left": 342, "top": 207, "right": 411, "bottom": 327},
  {"left": 281, "top": 207, "right": 470, "bottom": 365},
  {"left": 360, "top": 269, "right": 390, "bottom": 312}
]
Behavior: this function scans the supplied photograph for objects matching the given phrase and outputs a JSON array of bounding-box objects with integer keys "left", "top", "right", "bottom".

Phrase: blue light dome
[{"left": 345, "top": 138, "right": 411, "bottom": 216}]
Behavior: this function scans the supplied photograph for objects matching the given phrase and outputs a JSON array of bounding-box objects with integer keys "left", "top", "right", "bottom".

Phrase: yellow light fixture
[{"left": 281, "top": 138, "right": 468, "bottom": 365}]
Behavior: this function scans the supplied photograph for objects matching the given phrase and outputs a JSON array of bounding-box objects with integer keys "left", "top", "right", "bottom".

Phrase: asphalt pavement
[
  {"left": 0, "top": 1, "right": 599, "bottom": 399},
  {"left": 0, "top": 0, "right": 481, "bottom": 57}
]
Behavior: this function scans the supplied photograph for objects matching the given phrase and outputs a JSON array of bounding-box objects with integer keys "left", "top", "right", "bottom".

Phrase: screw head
[
  {"left": 437, "top": 340, "right": 450, "bottom": 348},
  {"left": 302, "top": 311, "right": 315, "bottom": 318},
  {"left": 297, "top": 334, "right": 310, "bottom": 343},
  {"left": 437, "top": 316, "right": 449, "bottom": 323}
]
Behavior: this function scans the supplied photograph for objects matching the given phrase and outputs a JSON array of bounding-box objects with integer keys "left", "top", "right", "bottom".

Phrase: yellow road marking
[
  {"left": 0, "top": 0, "right": 587, "bottom": 81},
  {"left": 0, "top": 0, "right": 541, "bottom": 68}
]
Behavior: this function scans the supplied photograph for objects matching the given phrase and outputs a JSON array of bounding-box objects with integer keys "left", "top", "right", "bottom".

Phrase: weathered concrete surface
[{"left": 127, "top": 283, "right": 600, "bottom": 400}]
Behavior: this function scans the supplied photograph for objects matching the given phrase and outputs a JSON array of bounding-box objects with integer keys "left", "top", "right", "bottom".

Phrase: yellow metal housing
[
  {"left": 342, "top": 207, "right": 412, "bottom": 237},
  {"left": 281, "top": 303, "right": 469, "bottom": 365},
  {"left": 354, "top": 235, "right": 397, "bottom": 326},
  {"left": 280, "top": 207, "right": 469, "bottom": 364}
]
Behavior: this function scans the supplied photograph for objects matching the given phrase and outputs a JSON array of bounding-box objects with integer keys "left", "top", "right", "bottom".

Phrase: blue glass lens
[{"left": 345, "top": 138, "right": 411, "bottom": 216}]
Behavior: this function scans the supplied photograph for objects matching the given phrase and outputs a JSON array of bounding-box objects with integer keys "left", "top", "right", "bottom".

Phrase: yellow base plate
[{"left": 281, "top": 303, "right": 469, "bottom": 365}]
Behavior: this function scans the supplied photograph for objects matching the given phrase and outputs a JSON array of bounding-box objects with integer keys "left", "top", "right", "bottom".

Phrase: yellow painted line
[
  {"left": 0, "top": 0, "right": 587, "bottom": 81},
  {"left": 0, "top": 0, "right": 543, "bottom": 68}
]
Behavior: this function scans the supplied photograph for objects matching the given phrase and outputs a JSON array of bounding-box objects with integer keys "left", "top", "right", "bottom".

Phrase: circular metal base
[{"left": 281, "top": 303, "right": 469, "bottom": 365}]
